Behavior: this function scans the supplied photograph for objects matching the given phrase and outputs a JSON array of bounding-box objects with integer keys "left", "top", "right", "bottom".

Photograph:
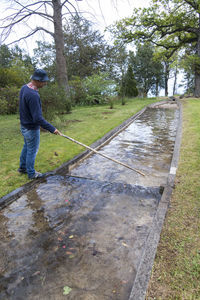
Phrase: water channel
[{"left": 0, "top": 102, "right": 180, "bottom": 300}]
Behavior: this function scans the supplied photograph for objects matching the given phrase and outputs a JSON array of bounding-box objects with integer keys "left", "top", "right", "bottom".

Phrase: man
[{"left": 18, "top": 69, "right": 62, "bottom": 179}]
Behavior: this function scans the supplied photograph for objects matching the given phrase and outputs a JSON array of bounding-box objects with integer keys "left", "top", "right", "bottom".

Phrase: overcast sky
[
  {"left": 0, "top": 0, "right": 181, "bottom": 95},
  {"left": 0, "top": 0, "right": 150, "bottom": 54},
  {"left": 78, "top": 0, "right": 149, "bottom": 29}
]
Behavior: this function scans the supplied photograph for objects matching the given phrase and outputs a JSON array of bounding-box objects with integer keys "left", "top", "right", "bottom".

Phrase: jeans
[{"left": 19, "top": 126, "right": 40, "bottom": 178}]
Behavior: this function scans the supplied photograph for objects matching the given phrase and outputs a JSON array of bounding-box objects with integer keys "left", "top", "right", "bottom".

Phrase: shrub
[
  {"left": 0, "top": 61, "right": 33, "bottom": 88},
  {"left": 0, "top": 68, "right": 22, "bottom": 88},
  {"left": 68, "top": 76, "right": 87, "bottom": 106},
  {"left": 39, "top": 84, "right": 71, "bottom": 121},
  {"left": 0, "top": 86, "right": 20, "bottom": 114},
  {"left": 108, "top": 97, "right": 114, "bottom": 109},
  {"left": 83, "top": 73, "right": 116, "bottom": 105},
  {"left": 0, "top": 96, "right": 9, "bottom": 114}
]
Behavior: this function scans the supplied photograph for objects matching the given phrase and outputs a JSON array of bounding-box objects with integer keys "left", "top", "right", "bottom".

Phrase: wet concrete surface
[{"left": 0, "top": 103, "right": 179, "bottom": 300}]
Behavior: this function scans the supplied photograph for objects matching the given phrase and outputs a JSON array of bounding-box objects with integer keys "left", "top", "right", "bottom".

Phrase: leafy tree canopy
[
  {"left": 120, "top": 65, "right": 138, "bottom": 98},
  {"left": 129, "top": 43, "right": 165, "bottom": 96},
  {"left": 115, "top": 0, "right": 199, "bottom": 53},
  {"left": 64, "top": 15, "right": 111, "bottom": 79},
  {"left": 111, "top": 0, "right": 200, "bottom": 96}
]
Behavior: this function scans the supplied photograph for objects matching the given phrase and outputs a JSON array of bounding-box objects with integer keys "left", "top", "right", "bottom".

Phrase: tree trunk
[
  {"left": 156, "top": 79, "right": 159, "bottom": 97},
  {"left": 52, "top": 0, "right": 69, "bottom": 94},
  {"left": 194, "top": 13, "right": 200, "bottom": 97},
  {"left": 164, "top": 61, "right": 169, "bottom": 97},
  {"left": 173, "top": 66, "right": 178, "bottom": 95}
]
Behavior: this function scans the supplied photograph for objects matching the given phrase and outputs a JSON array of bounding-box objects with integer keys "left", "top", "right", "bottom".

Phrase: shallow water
[
  {"left": 70, "top": 107, "right": 179, "bottom": 187},
  {"left": 0, "top": 104, "right": 179, "bottom": 300}
]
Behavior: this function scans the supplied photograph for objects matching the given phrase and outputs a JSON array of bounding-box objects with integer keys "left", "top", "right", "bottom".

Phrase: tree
[
  {"left": 152, "top": 47, "right": 177, "bottom": 96},
  {"left": 120, "top": 65, "right": 138, "bottom": 97},
  {"left": 0, "top": 44, "right": 12, "bottom": 67},
  {"left": 33, "top": 16, "right": 114, "bottom": 81},
  {"left": 64, "top": 15, "right": 110, "bottom": 79},
  {"left": 0, "top": 0, "right": 83, "bottom": 93},
  {"left": 114, "top": 0, "right": 200, "bottom": 97},
  {"left": 33, "top": 41, "right": 56, "bottom": 80},
  {"left": 102, "top": 43, "right": 128, "bottom": 102},
  {"left": 179, "top": 46, "right": 196, "bottom": 94},
  {"left": 0, "top": 44, "right": 34, "bottom": 87},
  {"left": 109, "top": 45, "right": 128, "bottom": 82},
  {"left": 129, "top": 43, "right": 164, "bottom": 97}
]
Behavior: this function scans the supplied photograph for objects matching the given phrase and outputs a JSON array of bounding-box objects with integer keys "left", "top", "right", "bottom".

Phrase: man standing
[{"left": 18, "top": 69, "right": 62, "bottom": 179}]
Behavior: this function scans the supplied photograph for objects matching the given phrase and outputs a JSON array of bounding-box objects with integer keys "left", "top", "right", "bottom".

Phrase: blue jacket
[{"left": 19, "top": 85, "right": 56, "bottom": 133}]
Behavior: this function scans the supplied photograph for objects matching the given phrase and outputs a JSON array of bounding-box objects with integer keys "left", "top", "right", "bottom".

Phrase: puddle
[{"left": 0, "top": 104, "right": 179, "bottom": 299}]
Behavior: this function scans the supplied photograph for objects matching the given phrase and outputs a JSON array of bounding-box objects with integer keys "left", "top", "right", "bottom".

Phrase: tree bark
[
  {"left": 156, "top": 79, "right": 159, "bottom": 97},
  {"left": 194, "top": 13, "right": 200, "bottom": 97},
  {"left": 52, "top": 0, "right": 69, "bottom": 94},
  {"left": 164, "top": 61, "right": 169, "bottom": 97},
  {"left": 173, "top": 65, "right": 178, "bottom": 95}
]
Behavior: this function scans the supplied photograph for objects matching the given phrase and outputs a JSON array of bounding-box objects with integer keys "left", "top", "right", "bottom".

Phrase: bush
[
  {"left": 0, "top": 68, "right": 22, "bottom": 88},
  {"left": 108, "top": 97, "right": 114, "bottom": 109},
  {"left": 0, "top": 61, "right": 33, "bottom": 88},
  {"left": 0, "top": 96, "right": 9, "bottom": 114},
  {"left": 69, "top": 76, "right": 87, "bottom": 105},
  {"left": 0, "top": 86, "right": 20, "bottom": 114},
  {"left": 39, "top": 84, "right": 71, "bottom": 121},
  {"left": 83, "top": 73, "right": 116, "bottom": 105}
]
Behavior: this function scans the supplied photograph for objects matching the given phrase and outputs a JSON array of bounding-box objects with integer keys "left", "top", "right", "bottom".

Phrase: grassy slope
[
  {"left": 0, "top": 98, "right": 156, "bottom": 198},
  {"left": 146, "top": 99, "right": 200, "bottom": 300}
]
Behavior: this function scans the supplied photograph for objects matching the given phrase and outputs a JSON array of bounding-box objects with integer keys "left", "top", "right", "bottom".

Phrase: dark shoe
[
  {"left": 28, "top": 171, "right": 45, "bottom": 179},
  {"left": 18, "top": 168, "right": 27, "bottom": 174}
]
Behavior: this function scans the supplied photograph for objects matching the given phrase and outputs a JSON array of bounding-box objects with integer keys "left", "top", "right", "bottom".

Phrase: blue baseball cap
[{"left": 31, "top": 69, "right": 49, "bottom": 82}]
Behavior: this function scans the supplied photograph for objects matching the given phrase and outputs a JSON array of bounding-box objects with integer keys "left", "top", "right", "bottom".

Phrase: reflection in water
[
  {"left": 70, "top": 108, "right": 179, "bottom": 187},
  {"left": 3, "top": 195, "right": 33, "bottom": 241},
  {"left": 0, "top": 105, "right": 179, "bottom": 299}
]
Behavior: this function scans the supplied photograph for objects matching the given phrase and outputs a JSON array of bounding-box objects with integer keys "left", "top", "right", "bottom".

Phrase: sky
[
  {"left": 0, "top": 0, "right": 150, "bottom": 54},
  {"left": 77, "top": 0, "right": 149, "bottom": 29},
  {"left": 0, "top": 0, "right": 182, "bottom": 96}
]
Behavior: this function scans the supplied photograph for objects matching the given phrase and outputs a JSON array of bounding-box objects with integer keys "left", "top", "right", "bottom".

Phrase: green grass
[
  {"left": 146, "top": 99, "right": 200, "bottom": 300},
  {"left": 0, "top": 97, "right": 157, "bottom": 198}
]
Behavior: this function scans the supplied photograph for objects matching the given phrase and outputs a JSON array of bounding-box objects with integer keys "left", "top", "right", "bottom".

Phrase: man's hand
[{"left": 54, "top": 129, "right": 62, "bottom": 135}]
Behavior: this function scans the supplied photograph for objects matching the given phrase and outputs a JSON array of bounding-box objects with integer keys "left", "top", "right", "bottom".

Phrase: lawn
[
  {"left": 146, "top": 98, "right": 200, "bottom": 300},
  {"left": 0, "top": 97, "right": 156, "bottom": 198}
]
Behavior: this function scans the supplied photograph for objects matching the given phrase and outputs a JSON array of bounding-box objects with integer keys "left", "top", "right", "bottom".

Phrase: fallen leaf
[
  {"left": 63, "top": 286, "right": 72, "bottom": 295},
  {"left": 32, "top": 271, "right": 40, "bottom": 276},
  {"left": 69, "top": 235, "right": 74, "bottom": 239},
  {"left": 122, "top": 242, "right": 129, "bottom": 247},
  {"left": 66, "top": 251, "right": 73, "bottom": 255}
]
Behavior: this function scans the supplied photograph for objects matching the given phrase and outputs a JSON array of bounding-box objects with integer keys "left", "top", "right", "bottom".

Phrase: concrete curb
[{"left": 128, "top": 100, "right": 182, "bottom": 300}]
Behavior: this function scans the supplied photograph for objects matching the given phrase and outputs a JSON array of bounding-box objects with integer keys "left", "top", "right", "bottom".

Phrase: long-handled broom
[{"left": 61, "top": 134, "right": 145, "bottom": 176}]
